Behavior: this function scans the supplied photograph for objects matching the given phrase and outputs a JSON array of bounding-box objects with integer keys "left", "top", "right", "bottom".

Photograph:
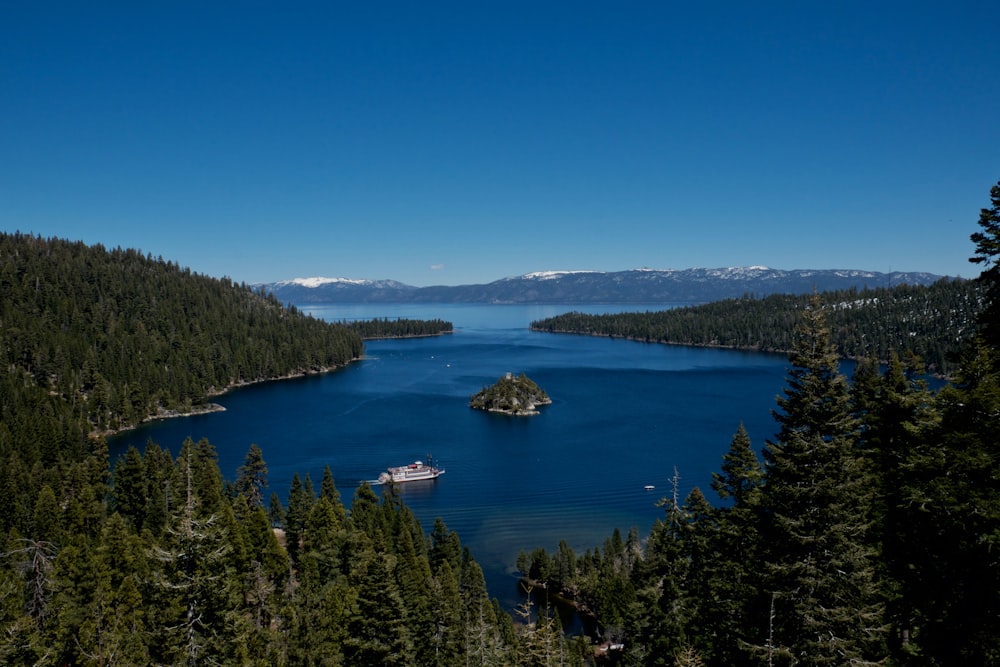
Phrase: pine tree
[
  {"left": 758, "top": 295, "right": 888, "bottom": 664},
  {"left": 394, "top": 522, "right": 436, "bottom": 666},
  {"left": 50, "top": 541, "right": 95, "bottom": 664},
  {"left": 110, "top": 445, "right": 147, "bottom": 530},
  {"left": 141, "top": 440, "right": 179, "bottom": 537},
  {"left": 303, "top": 496, "right": 343, "bottom": 580},
  {"left": 283, "top": 473, "right": 309, "bottom": 566},
  {"left": 31, "top": 485, "right": 62, "bottom": 547},
  {"left": 149, "top": 443, "right": 238, "bottom": 666},
  {"left": 319, "top": 464, "right": 348, "bottom": 527},
  {"left": 244, "top": 504, "right": 289, "bottom": 586},
  {"left": 676, "top": 487, "right": 717, "bottom": 660},
  {"left": 349, "top": 481, "right": 385, "bottom": 546},
  {"left": 187, "top": 437, "right": 226, "bottom": 517},
  {"left": 0, "top": 533, "right": 50, "bottom": 665},
  {"left": 344, "top": 552, "right": 413, "bottom": 666},
  {"left": 429, "top": 518, "right": 462, "bottom": 577},
  {"left": 969, "top": 178, "right": 1000, "bottom": 347},
  {"left": 428, "top": 559, "right": 463, "bottom": 664},
  {"left": 461, "top": 558, "right": 508, "bottom": 666},
  {"left": 852, "top": 351, "right": 937, "bottom": 661},
  {"left": 516, "top": 594, "right": 564, "bottom": 667},
  {"left": 629, "top": 471, "right": 688, "bottom": 665},
  {"left": 3, "top": 534, "right": 57, "bottom": 665},
  {"left": 898, "top": 338, "right": 1000, "bottom": 665},
  {"left": 268, "top": 491, "right": 285, "bottom": 528},
  {"left": 94, "top": 512, "right": 151, "bottom": 665},
  {"left": 706, "top": 421, "right": 768, "bottom": 666},
  {"left": 234, "top": 443, "right": 268, "bottom": 508}
]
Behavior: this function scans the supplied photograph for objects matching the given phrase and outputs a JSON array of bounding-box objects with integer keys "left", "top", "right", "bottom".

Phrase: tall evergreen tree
[
  {"left": 675, "top": 487, "right": 718, "bottom": 661},
  {"left": 969, "top": 178, "right": 1000, "bottom": 347},
  {"left": 319, "top": 464, "right": 348, "bottom": 526},
  {"left": 110, "top": 445, "right": 147, "bottom": 530},
  {"left": 628, "top": 473, "right": 688, "bottom": 666},
  {"left": 758, "top": 295, "right": 887, "bottom": 665},
  {"left": 150, "top": 443, "right": 238, "bottom": 666},
  {"left": 267, "top": 491, "right": 285, "bottom": 529},
  {"left": 428, "top": 559, "right": 463, "bottom": 664},
  {"left": 708, "top": 420, "right": 767, "bottom": 666},
  {"left": 852, "top": 352, "right": 938, "bottom": 662},
  {"left": 460, "top": 558, "right": 504, "bottom": 664},
  {"left": 234, "top": 443, "right": 268, "bottom": 508},
  {"left": 429, "top": 517, "right": 462, "bottom": 575},
  {"left": 141, "top": 440, "right": 179, "bottom": 537},
  {"left": 283, "top": 473, "right": 310, "bottom": 567},
  {"left": 344, "top": 552, "right": 413, "bottom": 666},
  {"left": 898, "top": 338, "right": 1000, "bottom": 665},
  {"left": 348, "top": 481, "right": 385, "bottom": 547},
  {"left": 31, "top": 485, "right": 62, "bottom": 547}
]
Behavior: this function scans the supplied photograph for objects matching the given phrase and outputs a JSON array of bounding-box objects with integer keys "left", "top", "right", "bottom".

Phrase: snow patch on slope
[
  {"left": 522, "top": 270, "right": 600, "bottom": 280},
  {"left": 275, "top": 277, "right": 370, "bottom": 288}
]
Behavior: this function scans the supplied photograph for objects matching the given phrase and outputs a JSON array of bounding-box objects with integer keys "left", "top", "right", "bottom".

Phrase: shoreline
[
  {"left": 92, "top": 356, "right": 362, "bottom": 439},
  {"left": 531, "top": 327, "right": 953, "bottom": 379},
  {"left": 359, "top": 330, "right": 453, "bottom": 341},
  {"left": 473, "top": 396, "right": 554, "bottom": 417}
]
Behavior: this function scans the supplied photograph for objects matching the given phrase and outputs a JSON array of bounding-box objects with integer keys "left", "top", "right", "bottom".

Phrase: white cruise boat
[{"left": 378, "top": 460, "right": 445, "bottom": 484}]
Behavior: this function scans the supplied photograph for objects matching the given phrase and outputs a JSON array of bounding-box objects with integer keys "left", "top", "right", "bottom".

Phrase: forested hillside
[
  {"left": 0, "top": 232, "right": 363, "bottom": 435},
  {"left": 531, "top": 278, "right": 980, "bottom": 375}
]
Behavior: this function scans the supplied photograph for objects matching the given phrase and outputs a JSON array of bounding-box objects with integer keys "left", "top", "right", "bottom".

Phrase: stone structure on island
[{"left": 469, "top": 372, "right": 552, "bottom": 416}]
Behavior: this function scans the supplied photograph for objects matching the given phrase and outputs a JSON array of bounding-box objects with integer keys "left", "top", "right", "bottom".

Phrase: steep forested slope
[
  {"left": 532, "top": 278, "right": 980, "bottom": 375},
  {"left": 0, "top": 232, "right": 363, "bottom": 435}
]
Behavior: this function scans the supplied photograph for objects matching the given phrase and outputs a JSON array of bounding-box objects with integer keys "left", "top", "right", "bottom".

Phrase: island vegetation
[
  {"left": 531, "top": 277, "right": 980, "bottom": 376},
  {"left": 1, "top": 180, "right": 1000, "bottom": 666},
  {"left": 345, "top": 316, "right": 453, "bottom": 339},
  {"left": 469, "top": 372, "right": 552, "bottom": 415}
]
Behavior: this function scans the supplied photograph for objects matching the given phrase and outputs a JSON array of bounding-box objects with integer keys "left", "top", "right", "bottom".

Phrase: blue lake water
[{"left": 109, "top": 303, "right": 796, "bottom": 609}]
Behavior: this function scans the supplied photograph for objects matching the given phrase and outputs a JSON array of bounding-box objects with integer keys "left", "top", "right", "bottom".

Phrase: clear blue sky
[{"left": 2, "top": 2, "right": 997, "bottom": 286}]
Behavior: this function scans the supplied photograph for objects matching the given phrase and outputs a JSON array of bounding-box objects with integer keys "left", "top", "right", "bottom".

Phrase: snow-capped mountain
[
  {"left": 256, "top": 268, "right": 951, "bottom": 305},
  {"left": 261, "top": 276, "right": 417, "bottom": 303}
]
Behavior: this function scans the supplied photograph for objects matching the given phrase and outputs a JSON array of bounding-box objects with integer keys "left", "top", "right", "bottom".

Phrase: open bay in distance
[{"left": 108, "top": 303, "right": 797, "bottom": 610}]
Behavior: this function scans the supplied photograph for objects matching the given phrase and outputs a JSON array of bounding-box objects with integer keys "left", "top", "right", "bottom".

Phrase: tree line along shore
[{"left": 531, "top": 277, "right": 980, "bottom": 378}]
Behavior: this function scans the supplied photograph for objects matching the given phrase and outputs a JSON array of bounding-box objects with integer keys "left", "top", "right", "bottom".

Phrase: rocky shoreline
[{"left": 91, "top": 358, "right": 360, "bottom": 438}]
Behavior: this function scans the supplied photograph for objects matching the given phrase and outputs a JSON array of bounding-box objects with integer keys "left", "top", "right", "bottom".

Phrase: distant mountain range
[{"left": 256, "top": 267, "right": 954, "bottom": 305}]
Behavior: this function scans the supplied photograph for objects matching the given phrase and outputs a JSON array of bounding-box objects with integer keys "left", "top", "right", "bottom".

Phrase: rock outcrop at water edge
[{"left": 469, "top": 372, "right": 552, "bottom": 416}]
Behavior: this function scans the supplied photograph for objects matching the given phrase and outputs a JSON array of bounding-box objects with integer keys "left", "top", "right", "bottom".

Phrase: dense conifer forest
[
  {"left": 0, "top": 232, "right": 364, "bottom": 435},
  {"left": 531, "top": 278, "right": 980, "bottom": 376},
  {"left": 2, "top": 179, "right": 1000, "bottom": 666}
]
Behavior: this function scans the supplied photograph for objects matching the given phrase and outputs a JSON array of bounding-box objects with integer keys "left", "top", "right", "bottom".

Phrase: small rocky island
[{"left": 469, "top": 372, "right": 552, "bottom": 416}]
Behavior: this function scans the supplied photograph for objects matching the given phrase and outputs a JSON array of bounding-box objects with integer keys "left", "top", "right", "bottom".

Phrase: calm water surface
[{"left": 110, "top": 303, "right": 794, "bottom": 609}]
